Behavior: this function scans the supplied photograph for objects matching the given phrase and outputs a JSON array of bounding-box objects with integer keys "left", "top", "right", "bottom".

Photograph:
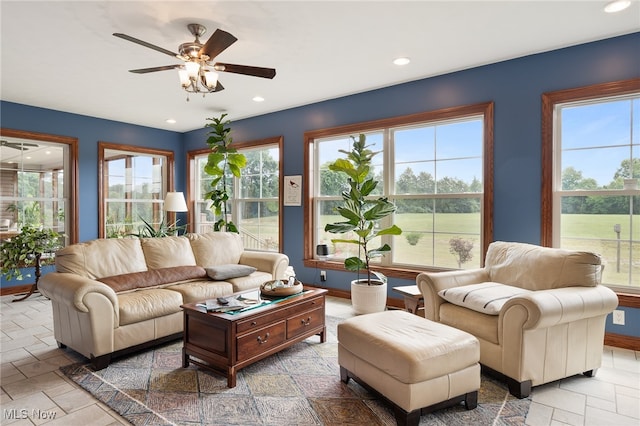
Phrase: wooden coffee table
[{"left": 181, "top": 287, "right": 327, "bottom": 387}]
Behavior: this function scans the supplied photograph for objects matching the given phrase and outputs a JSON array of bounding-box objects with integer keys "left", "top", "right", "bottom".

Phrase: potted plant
[
  {"left": 324, "top": 134, "right": 402, "bottom": 314},
  {"left": 1, "top": 224, "right": 61, "bottom": 301},
  {"left": 203, "top": 113, "right": 247, "bottom": 233}
]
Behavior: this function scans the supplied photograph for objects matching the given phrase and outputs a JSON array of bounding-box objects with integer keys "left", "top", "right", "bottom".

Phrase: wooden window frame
[{"left": 303, "top": 102, "right": 494, "bottom": 280}]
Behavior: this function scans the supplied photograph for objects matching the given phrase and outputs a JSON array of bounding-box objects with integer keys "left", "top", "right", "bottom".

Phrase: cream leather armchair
[{"left": 417, "top": 241, "right": 618, "bottom": 398}]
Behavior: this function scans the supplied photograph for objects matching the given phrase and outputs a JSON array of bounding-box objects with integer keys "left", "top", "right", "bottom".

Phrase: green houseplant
[
  {"left": 203, "top": 114, "right": 247, "bottom": 233},
  {"left": 1, "top": 225, "right": 61, "bottom": 284},
  {"left": 324, "top": 134, "right": 402, "bottom": 313}
]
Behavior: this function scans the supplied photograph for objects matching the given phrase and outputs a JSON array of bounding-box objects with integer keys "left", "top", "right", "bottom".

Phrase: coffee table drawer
[
  {"left": 237, "top": 321, "right": 286, "bottom": 361},
  {"left": 287, "top": 307, "right": 324, "bottom": 339}
]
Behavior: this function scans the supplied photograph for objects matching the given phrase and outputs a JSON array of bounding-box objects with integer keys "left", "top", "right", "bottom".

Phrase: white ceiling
[{"left": 1, "top": 1, "right": 639, "bottom": 133}]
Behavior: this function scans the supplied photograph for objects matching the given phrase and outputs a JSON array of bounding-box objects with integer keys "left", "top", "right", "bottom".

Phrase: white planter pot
[{"left": 351, "top": 279, "right": 387, "bottom": 314}]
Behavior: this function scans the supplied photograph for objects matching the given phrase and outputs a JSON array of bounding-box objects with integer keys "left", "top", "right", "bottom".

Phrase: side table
[{"left": 392, "top": 285, "right": 424, "bottom": 315}]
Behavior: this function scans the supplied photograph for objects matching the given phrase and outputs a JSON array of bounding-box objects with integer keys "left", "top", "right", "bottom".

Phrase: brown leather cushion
[{"left": 98, "top": 265, "right": 207, "bottom": 293}]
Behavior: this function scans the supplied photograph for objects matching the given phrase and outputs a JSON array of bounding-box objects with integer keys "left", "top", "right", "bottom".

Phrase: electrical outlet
[
  {"left": 320, "top": 270, "right": 327, "bottom": 281},
  {"left": 612, "top": 309, "right": 625, "bottom": 325}
]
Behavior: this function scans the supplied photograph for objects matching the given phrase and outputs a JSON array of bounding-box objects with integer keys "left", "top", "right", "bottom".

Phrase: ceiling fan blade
[
  {"left": 200, "top": 29, "right": 237, "bottom": 59},
  {"left": 113, "top": 33, "right": 179, "bottom": 58},
  {"left": 129, "top": 65, "right": 182, "bottom": 74},
  {"left": 213, "top": 63, "right": 276, "bottom": 79}
]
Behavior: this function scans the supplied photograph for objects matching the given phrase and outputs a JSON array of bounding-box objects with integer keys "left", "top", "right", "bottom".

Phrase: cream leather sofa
[
  {"left": 39, "top": 232, "right": 288, "bottom": 369},
  {"left": 417, "top": 241, "right": 618, "bottom": 398}
]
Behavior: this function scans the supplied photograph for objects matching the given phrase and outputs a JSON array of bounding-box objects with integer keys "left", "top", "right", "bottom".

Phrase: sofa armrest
[
  {"left": 500, "top": 285, "right": 619, "bottom": 331},
  {"left": 238, "top": 251, "right": 289, "bottom": 280},
  {"left": 417, "top": 268, "right": 490, "bottom": 320},
  {"left": 39, "top": 272, "right": 119, "bottom": 318}
]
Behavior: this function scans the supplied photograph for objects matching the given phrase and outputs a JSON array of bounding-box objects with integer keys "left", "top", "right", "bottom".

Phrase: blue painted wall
[
  {"left": 184, "top": 32, "right": 640, "bottom": 337},
  {"left": 2, "top": 33, "right": 639, "bottom": 336}
]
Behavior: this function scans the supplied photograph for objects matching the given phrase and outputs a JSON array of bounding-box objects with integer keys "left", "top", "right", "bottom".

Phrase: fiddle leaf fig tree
[
  {"left": 203, "top": 114, "right": 247, "bottom": 233},
  {"left": 324, "top": 134, "right": 402, "bottom": 285}
]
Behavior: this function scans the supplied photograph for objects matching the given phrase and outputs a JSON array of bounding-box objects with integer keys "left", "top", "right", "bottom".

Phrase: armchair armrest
[
  {"left": 417, "top": 268, "right": 490, "bottom": 320},
  {"left": 500, "top": 285, "right": 619, "bottom": 331},
  {"left": 239, "top": 251, "right": 289, "bottom": 280}
]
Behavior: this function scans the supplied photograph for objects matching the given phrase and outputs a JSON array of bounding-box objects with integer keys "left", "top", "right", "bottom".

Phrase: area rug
[{"left": 60, "top": 316, "right": 530, "bottom": 425}]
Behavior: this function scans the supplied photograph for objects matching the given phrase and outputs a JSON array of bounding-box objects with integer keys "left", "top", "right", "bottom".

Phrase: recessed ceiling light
[
  {"left": 604, "top": 0, "right": 631, "bottom": 13},
  {"left": 253, "top": 96, "right": 265, "bottom": 102},
  {"left": 393, "top": 57, "right": 411, "bottom": 66},
  {"left": 165, "top": 119, "right": 177, "bottom": 124}
]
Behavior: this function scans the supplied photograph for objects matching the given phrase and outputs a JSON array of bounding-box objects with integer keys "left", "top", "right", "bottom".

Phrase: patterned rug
[{"left": 60, "top": 316, "right": 530, "bottom": 425}]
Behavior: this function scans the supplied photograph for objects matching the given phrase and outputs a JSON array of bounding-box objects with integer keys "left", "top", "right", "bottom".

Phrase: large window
[
  {"left": 0, "top": 128, "right": 78, "bottom": 245},
  {"left": 305, "top": 103, "right": 493, "bottom": 277},
  {"left": 542, "top": 79, "right": 640, "bottom": 292},
  {"left": 99, "top": 142, "right": 174, "bottom": 238},
  {"left": 188, "top": 136, "right": 283, "bottom": 252}
]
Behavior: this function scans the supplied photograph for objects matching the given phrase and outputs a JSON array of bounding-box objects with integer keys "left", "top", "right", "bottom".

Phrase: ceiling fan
[
  {"left": 113, "top": 23, "right": 276, "bottom": 96},
  {"left": 1, "top": 140, "right": 38, "bottom": 150}
]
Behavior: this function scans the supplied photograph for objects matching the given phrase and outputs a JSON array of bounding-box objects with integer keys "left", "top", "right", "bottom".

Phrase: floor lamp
[{"left": 164, "top": 192, "right": 188, "bottom": 234}]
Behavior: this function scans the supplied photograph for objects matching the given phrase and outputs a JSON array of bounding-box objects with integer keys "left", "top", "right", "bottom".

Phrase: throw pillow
[
  {"left": 438, "top": 282, "right": 531, "bottom": 315},
  {"left": 205, "top": 264, "right": 257, "bottom": 281}
]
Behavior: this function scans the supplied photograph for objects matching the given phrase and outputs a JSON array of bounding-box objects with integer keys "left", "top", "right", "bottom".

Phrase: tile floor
[{"left": 1, "top": 293, "right": 639, "bottom": 425}]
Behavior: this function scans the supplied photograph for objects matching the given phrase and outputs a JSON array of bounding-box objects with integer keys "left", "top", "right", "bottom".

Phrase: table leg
[{"left": 404, "top": 296, "right": 419, "bottom": 314}]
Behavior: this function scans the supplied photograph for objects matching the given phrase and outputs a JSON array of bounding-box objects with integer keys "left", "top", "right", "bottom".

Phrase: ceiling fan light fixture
[
  {"left": 185, "top": 61, "right": 200, "bottom": 78},
  {"left": 178, "top": 69, "right": 190, "bottom": 87},
  {"left": 204, "top": 71, "right": 218, "bottom": 88}
]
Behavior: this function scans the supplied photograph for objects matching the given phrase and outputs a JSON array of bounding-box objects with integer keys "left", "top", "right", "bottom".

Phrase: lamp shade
[{"left": 164, "top": 192, "right": 188, "bottom": 212}]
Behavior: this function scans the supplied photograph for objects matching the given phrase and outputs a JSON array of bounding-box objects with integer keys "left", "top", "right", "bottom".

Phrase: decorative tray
[{"left": 260, "top": 280, "right": 303, "bottom": 297}]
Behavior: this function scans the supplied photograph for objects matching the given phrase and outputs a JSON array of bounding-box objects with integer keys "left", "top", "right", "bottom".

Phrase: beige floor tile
[
  {"left": 526, "top": 401, "right": 554, "bottom": 426},
  {"left": 15, "top": 355, "right": 72, "bottom": 378},
  {"left": 1, "top": 348, "right": 38, "bottom": 365},
  {"left": 2, "top": 371, "right": 70, "bottom": 400},
  {"left": 0, "top": 391, "right": 58, "bottom": 425},
  {"left": 51, "top": 388, "right": 97, "bottom": 413},
  {"left": 586, "top": 394, "right": 617, "bottom": 412},
  {"left": 531, "top": 385, "right": 586, "bottom": 415},
  {"left": 585, "top": 405, "right": 640, "bottom": 426},
  {"left": 616, "top": 383, "right": 640, "bottom": 398},
  {"left": 559, "top": 374, "right": 616, "bottom": 401},
  {"left": 43, "top": 404, "right": 123, "bottom": 426},
  {"left": 616, "top": 393, "right": 640, "bottom": 419},
  {"left": 594, "top": 366, "right": 640, "bottom": 390},
  {"left": 612, "top": 348, "right": 640, "bottom": 373},
  {"left": 552, "top": 407, "right": 584, "bottom": 426}
]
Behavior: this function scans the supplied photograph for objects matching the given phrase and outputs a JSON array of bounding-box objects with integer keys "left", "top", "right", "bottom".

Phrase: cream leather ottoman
[{"left": 338, "top": 310, "right": 480, "bottom": 426}]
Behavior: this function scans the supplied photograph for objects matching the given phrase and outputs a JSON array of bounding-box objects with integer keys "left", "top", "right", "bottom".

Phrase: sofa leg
[
  {"left": 507, "top": 378, "right": 531, "bottom": 399},
  {"left": 56, "top": 341, "right": 67, "bottom": 349},
  {"left": 583, "top": 369, "right": 597, "bottom": 377},
  {"left": 465, "top": 391, "right": 478, "bottom": 409},
  {"left": 340, "top": 366, "right": 350, "bottom": 384},
  {"left": 91, "top": 354, "right": 111, "bottom": 370},
  {"left": 393, "top": 406, "right": 420, "bottom": 426}
]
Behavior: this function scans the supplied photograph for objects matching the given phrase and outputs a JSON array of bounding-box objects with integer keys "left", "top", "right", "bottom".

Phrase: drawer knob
[
  {"left": 257, "top": 332, "right": 270, "bottom": 344},
  {"left": 251, "top": 321, "right": 257, "bottom": 326},
  {"left": 301, "top": 317, "right": 311, "bottom": 326}
]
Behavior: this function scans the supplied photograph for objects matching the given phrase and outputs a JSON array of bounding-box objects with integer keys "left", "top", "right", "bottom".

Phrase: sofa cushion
[
  {"left": 438, "top": 282, "right": 531, "bottom": 315},
  {"left": 140, "top": 236, "right": 197, "bottom": 269},
  {"left": 167, "top": 280, "right": 234, "bottom": 304},
  {"left": 187, "top": 232, "right": 244, "bottom": 266},
  {"left": 205, "top": 264, "right": 257, "bottom": 280},
  {"left": 55, "top": 238, "right": 147, "bottom": 279},
  {"left": 117, "top": 288, "right": 184, "bottom": 326},
  {"left": 98, "top": 266, "right": 207, "bottom": 293},
  {"left": 485, "top": 241, "right": 603, "bottom": 290},
  {"left": 229, "top": 271, "right": 273, "bottom": 292}
]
